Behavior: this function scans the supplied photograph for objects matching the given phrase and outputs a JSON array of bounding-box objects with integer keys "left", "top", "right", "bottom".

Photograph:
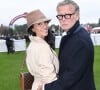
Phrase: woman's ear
[
  {"left": 32, "top": 28, "right": 35, "bottom": 32},
  {"left": 31, "top": 28, "right": 36, "bottom": 36}
]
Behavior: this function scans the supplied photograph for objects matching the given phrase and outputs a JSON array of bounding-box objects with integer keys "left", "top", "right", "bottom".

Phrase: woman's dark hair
[
  {"left": 27, "top": 26, "right": 55, "bottom": 50},
  {"left": 28, "top": 25, "right": 36, "bottom": 36},
  {"left": 45, "top": 29, "right": 55, "bottom": 50}
]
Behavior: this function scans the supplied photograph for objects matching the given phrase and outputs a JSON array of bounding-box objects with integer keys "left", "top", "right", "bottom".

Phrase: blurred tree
[{"left": 14, "top": 24, "right": 27, "bottom": 34}]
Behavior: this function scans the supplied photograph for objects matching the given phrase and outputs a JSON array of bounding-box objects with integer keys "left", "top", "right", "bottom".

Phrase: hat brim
[{"left": 27, "top": 19, "right": 51, "bottom": 32}]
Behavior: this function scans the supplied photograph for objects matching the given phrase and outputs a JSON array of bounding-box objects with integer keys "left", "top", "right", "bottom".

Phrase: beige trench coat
[{"left": 26, "top": 36, "right": 59, "bottom": 90}]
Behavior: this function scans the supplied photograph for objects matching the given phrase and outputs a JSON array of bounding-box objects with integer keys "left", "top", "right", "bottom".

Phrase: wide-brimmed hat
[{"left": 26, "top": 9, "right": 51, "bottom": 32}]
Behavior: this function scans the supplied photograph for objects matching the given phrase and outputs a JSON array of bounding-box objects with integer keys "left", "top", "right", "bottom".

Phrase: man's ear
[{"left": 76, "top": 12, "right": 80, "bottom": 20}]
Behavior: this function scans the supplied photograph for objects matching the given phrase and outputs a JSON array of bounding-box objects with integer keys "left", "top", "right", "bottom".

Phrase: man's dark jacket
[{"left": 45, "top": 21, "right": 96, "bottom": 90}]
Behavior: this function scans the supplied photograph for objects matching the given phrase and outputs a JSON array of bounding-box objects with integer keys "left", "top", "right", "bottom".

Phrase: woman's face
[{"left": 32, "top": 21, "right": 49, "bottom": 39}]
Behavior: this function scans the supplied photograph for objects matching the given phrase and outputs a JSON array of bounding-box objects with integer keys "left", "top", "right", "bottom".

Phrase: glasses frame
[{"left": 56, "top": 12, "right": 76, "bottom": 20}]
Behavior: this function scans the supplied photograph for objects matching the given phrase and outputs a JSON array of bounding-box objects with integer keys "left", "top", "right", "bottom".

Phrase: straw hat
[{"left": 26, "top": 9, "right": 51, "bottom": 31}]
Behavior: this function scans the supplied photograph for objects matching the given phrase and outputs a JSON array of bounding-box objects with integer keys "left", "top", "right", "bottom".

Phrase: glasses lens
[
  {"left": 64, "top": 14, "right": 71, "bottom": 19},
  {"left": 56, "top": 15, "right": 63, "bottom": 20}
]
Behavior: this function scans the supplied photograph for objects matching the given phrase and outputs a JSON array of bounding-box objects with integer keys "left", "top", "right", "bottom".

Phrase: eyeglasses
[{"left": 56, "top": 12, "right": 76, "bottom": 20}]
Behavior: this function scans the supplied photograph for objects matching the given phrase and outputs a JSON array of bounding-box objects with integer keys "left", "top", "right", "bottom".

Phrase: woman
[{"left": 26, "top": 9, "right": 59, "bottom": 90}]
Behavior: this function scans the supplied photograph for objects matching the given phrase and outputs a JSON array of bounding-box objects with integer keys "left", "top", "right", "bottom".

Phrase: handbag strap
[{"left": 21, "top": 54, "right": 26, "bottom": 72}]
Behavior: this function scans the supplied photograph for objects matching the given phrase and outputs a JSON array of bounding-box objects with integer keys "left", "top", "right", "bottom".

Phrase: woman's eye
[{"left": 37, "top": 23, "right": 42, "bottom": 25}]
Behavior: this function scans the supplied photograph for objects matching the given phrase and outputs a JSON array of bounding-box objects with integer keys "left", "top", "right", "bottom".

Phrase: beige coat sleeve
[
  {"left": 26, "top": 42, "right": 57, "bottom": 83},
  {"left": 36, "top": 44, "right": 57, "bottom": 82}
]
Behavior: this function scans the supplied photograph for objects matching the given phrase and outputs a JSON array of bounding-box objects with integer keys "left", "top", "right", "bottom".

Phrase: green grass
[
  {"left": 0, "top": 51, "right": 25, "bottom": 90},
  {"left": 94, "top": 46, "right": 100, "bottom": 89},
  {"left": 0, "top": 47, "right": 100, "bottom": 90}
]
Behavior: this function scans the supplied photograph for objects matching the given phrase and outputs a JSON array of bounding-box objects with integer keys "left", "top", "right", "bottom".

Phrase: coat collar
[
  {"left": 67, "top": 20, "right": 80, "bottom": 36},
  {"left": 29, "top": 36, "right": 45, "bottom": 43}
]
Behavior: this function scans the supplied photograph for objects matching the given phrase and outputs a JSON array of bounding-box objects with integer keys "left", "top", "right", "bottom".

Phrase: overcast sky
[{"left": 0, "top": 0, "right": 100, "bottom": 26}]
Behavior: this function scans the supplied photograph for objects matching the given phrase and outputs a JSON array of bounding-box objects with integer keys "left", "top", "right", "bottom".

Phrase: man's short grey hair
[{"left": 56, "top": 0, "right": 80, "bottom": 12}]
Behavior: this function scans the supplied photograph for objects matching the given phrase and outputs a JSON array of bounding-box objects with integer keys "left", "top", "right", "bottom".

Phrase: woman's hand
[{"left": 37, "top": 81, "right": 44, "bottom": 90}]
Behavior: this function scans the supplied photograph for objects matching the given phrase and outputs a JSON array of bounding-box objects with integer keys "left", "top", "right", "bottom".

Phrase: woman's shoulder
[{"left": 27, "top": 36, "right": 49, "bottom": 50}]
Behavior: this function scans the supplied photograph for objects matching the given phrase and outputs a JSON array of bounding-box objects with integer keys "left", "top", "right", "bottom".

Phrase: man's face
[{"left": 56, "top": 4, "right": 79, "bottom": 32}]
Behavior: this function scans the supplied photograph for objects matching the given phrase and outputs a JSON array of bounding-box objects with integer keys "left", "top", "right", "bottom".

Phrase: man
[
  {"left": 5, "top": 36, "right": 14, "bottom": 54},
  {"left": 38, "top": 0, "right": 96, "bottom": 90}
]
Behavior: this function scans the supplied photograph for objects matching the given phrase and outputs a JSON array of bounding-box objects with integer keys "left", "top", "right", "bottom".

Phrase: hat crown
[{"left": 26, "top": 9, "right": 50, "bottom": 28}]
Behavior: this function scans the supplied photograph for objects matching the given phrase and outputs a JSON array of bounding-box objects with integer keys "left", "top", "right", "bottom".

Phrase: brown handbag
[{"left": 20, "top": 58, "right": 34, "bottom": 90}]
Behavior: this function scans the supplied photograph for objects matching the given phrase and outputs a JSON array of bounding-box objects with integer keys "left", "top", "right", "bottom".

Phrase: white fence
[
  {"left": 0, "top": 34, "right": 100, "bottom": 52},
  {"left": 55, "top": 36, "right": 62, "bottom": 48},
  {"left": 55, "top": 34, "right": 100, "bottom": 48},
  {"left": 90, "top": 34, "right": 100, "bottom": 46},
  {"left": 0, "top": 39, "right": 26, "bottom": 52}
]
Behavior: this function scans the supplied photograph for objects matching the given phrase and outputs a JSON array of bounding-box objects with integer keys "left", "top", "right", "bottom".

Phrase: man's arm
[{"left": 43, "top": 41, "right": 90, "bottom": 90}]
